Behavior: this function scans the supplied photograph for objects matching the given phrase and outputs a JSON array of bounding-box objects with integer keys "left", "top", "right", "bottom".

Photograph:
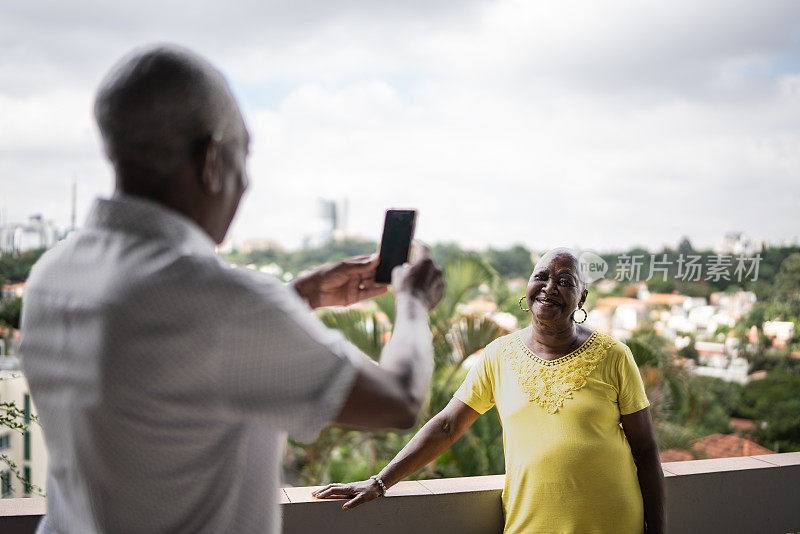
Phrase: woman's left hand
[{"left": 312, "top": 478, "right": 383, "bottom": 510}]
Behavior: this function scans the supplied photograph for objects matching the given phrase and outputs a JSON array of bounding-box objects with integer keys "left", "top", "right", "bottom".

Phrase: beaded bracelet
[{"left": 369, "top": 475, "right": 387, "bottom": 497}]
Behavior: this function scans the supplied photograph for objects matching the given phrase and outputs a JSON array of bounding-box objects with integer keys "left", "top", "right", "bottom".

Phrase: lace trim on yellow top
[{"left": 505, "top": 330, "right": 617, "bottom": 414}]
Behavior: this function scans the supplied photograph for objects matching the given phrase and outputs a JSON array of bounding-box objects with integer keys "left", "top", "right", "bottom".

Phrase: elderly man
[{"left": 20, "top": 44, "right": 444, "bottom": 533}]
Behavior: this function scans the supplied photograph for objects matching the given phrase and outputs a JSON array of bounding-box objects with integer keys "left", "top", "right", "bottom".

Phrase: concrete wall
[{"left": 2, "top": 453, "right": 799, "bottom": 533}]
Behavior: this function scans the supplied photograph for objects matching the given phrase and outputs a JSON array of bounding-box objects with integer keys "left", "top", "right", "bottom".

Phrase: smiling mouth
[{"left": 536, "top": 297, "right": 561, "bottom": 307}]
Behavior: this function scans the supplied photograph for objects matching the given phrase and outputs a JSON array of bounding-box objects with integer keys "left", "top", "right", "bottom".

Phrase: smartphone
[{"left": 374, "top": 209, "right": 417, "bottom": 284}]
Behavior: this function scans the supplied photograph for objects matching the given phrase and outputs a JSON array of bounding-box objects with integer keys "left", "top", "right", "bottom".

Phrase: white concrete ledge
[{"left": 2, "top": 454, "right": 799, "bottom": 533}]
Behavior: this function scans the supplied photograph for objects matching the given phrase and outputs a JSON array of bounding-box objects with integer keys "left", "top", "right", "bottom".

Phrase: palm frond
[
  {"left": 372, "top": 292, "right": 396, "bottom": 324},
  {"left": 433, "top": 255, "right": 497, "bottom": 321},
  {"left": 318, "top": 309, "right": 387, "bottom": 360},
  {"left": 450, "top": 314, "right": 510, "bottom": 363}
]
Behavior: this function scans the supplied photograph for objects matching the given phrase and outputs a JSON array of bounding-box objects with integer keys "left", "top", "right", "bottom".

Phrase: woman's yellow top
[{"left": 454, "top": 329, "right": 650, "bottom": 534}]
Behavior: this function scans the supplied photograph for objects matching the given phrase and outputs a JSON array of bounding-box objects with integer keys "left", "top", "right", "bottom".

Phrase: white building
[
  {"left": 708, "top": 311, "right": 736, "bottom": 337},
  {"left": 714, "top": 232, "right": 763, "bottom": 256},
  {"left": 0, "top": 215, "right": 61, "bottom": 255},
  {"left": 682, "top": 297, "right": 708, "bottom": 311},
  {"left": 0, "top": 368, "right": 48, "bottom": 498},
  {"left": 694, "top": 357, "right": 750, "bottom": 385},
  {"left": 586, "top": 309, "right": 611, "bottom": 333},
  {"left": 613, "top": 305, "right": 641, "bottom": 332},
  {"left": 763, "top": 321, "right": 795, "bottom": 347},
  {"left": 711, "top": 291, "right": 757, "bottom": 320}
]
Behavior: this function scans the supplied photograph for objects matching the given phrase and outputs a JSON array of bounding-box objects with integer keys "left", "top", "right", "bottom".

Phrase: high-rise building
[{"left": 0, "top": 215, "right": 61, "bottom": 255}]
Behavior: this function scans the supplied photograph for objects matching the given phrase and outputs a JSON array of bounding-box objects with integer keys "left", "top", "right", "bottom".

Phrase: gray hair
[{"left": 94, "top": 44, "right": 238, "bottom": 193}]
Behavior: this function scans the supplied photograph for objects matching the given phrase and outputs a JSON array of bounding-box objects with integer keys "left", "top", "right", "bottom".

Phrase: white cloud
[{"left": 1, "top": 0, "right": 798, "bottom": 251}]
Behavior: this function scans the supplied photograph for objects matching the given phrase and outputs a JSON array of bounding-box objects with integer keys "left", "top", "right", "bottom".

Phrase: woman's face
[{"left": 525, "top": 252, "right": 587, "bottom": 325}]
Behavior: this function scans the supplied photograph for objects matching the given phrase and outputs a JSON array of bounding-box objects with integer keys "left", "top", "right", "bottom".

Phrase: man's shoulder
[
  {"left": 26, "top": 237, "right": 72, "bottom": 286},
  {"left": 25, "top": 231, "right": 291, "bottom": 316},
  {"left": 128, "top": 255, "right": 289, "bottom": 310},
  {"left": 211, "top": 264, "right": 291, "bottom": 308}
]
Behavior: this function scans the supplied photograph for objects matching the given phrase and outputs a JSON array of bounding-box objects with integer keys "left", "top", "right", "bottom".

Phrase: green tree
[
  {"left": 0, "top": 297, "right": 22, "bottom": 329},
  {"left": 740, "top": 370, "right": 800, "bottom": 452},
  {"left": 677, "top": 237, "right": 694, "bottom": 256},
  {"left": 772, "top": 253, "right": 800, "bottom": 317},
  {"left": 626, "top": 327, "right": 694, "bottom": 451},
  {"left": 431, "top": 242, "right": 467, "bottom": 268},
  {"left": 684, "top": 376, "right": 742, "bottom": 435},
  {"left": 485, "top": 245, "right": 533, "bottom": 279},
  {"left": 0, "top": 248, "right": 47, "bottom": 283}
]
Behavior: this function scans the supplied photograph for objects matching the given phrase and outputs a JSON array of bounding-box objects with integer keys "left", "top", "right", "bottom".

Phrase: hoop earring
[
  {"left": 572, "top": 307, "right": 588, "bottom": 324},
  {"left": 518, "top": 296, "right": 530, "bottom": 313}
]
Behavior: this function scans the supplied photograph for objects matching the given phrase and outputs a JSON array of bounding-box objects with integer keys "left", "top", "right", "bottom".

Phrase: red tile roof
[
  {"left": 0, "top": 326, "right": 20, "bottom": 339},
  {"left": 729, "top": 418, "right": 756, "bottom": 433},
  {"left": 646, "top": 293, "right": 686, "bottom": 306},
  {"left": 748, "top": 370, "right": 768, "bottom": 381},
  {"left": 1, "top": 282, "right": 26, "bottom": 290},
  {"left": 659, "top": 449, "right": 694, "bottom": 462},
  {"left": 595, "top": 297, "right": 644, "bottom": 308},
  {"left": 692, "top": 434, "right": 773, "bottom": 459}
]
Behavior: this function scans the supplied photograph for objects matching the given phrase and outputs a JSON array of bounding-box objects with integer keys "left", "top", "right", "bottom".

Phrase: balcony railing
[{"left": 1, "top": 452, "right": 799, "bottom": 533}]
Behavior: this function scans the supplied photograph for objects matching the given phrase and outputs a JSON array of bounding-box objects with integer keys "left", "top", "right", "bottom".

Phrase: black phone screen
[{"left": 374, "top": 209, "right": 417, "bottom": 284}]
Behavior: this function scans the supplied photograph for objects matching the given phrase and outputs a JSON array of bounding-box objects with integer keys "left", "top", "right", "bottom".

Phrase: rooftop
[{"left": 692, "top": 433, "right": 774, "bottom": 459}]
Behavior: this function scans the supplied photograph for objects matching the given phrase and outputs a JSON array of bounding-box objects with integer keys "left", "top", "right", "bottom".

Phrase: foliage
[
  {"left": 684, "top": 376, "right": 742, "bottom": 435},
  {"left": 625, "top": 327, "right": 694, "bottom": 447},
  {"left": 0, "top": 248, "right": 47, "bottom": 284},
  {"left": 654, "top": 420, "right": 701, "bottom": 451},
  {"left": 677, "top": 335, "right": 699, "bottom": 362},
  {"left": 431, "top": 254, "right": 496, "bottom": 322},
  {"left": 223, "top": 238, "right": 378, "bottom": 277},
  {"left": 318, "top": 309, "right": 387, "bottom": 360},
  {"left": 0, "top": 454, "right": 45, "bottom": 497},
  {"left": 772, "top": 253, "right": 800, "bottom": 317},
  {"left": 739, "top": 370, "right": 800, "bottom": 452},
  {"left": 0, "top": 297, "right": 22, "bottom": 329},
  {"left": 485, "top": 245, "right": 533, "bottom": 279},
  {"left": 431, "top": 242, "right": 468, "bottom": 269}
]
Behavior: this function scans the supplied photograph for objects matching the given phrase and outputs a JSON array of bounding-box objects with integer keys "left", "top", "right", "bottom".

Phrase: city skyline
[{"left": 0, "top": 199, "right": 795, "bottom": 256}]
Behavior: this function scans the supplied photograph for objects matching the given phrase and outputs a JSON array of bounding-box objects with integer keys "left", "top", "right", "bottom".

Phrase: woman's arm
[
  {"left": 313, "top": 398, "right": 481, "bottom": 510},
  {"left": 621, "top": 406, "right": 666, "bottom": 534}
]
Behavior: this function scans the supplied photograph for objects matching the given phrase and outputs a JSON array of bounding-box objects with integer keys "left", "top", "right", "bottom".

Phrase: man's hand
[
  {"left": 290, "top": 255, "right": 388, "bottom": 309},
  {"left": 391, "top": 244, "right": 445, "bottom": 311}
]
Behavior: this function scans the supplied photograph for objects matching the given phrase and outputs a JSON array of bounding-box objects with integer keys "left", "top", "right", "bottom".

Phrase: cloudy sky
[{"left": 2, "top": 0, "right": 799, "bottom": 252}]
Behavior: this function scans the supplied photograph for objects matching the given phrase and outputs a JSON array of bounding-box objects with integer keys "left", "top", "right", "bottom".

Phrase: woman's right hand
[{"left": 311, "top": 478, "right": 383, "bottom": 511}]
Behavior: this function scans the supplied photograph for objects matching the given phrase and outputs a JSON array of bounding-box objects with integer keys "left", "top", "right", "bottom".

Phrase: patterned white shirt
[{"left": 20, "top": 194, "right": 359, "bottom": 533}]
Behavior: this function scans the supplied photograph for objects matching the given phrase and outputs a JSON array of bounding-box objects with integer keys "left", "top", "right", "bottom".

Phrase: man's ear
[{"left": 200, "top": 133, "right": 223, "bottom": 195}]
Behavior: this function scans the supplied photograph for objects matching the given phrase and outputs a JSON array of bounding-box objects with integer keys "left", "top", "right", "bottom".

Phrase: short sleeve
[
  {"left": 614, "top": 342, "right": 651, "bottom": 415},
  {"left": 453, "top": 346, "right": 497, "bottom": 414},
  {"left": 218, "top": 269, "right": 359, "bottom": 443}
]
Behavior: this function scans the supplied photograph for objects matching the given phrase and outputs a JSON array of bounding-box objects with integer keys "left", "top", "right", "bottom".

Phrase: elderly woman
[{"left": 314, "top": 248, "right": 666, "bottom": 533}]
